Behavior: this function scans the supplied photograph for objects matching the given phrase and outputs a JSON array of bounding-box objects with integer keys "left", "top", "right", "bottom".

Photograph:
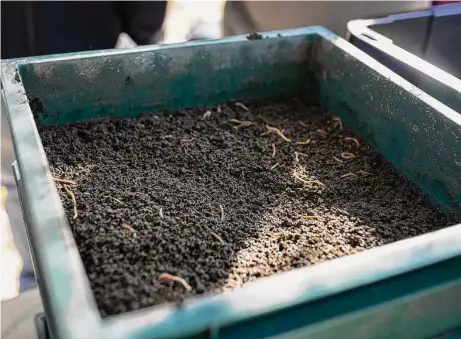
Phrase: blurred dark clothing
[{"left": 1, "top": 1, "right": 166, "bottom": 59}]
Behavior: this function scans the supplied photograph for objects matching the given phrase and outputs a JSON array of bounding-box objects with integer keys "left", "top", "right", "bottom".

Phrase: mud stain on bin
[{"left": 38, "top": 97, "right": 459, "bottom": 317}]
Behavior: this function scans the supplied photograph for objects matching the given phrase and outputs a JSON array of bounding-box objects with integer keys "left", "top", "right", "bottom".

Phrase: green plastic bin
[{"left": 2, "top": 26, "right": 461, "bottom": 339}]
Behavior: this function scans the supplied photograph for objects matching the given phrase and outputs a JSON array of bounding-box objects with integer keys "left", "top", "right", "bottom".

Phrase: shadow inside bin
[{"left": 37, "top": 96, "right": 459, "bottom": 318}]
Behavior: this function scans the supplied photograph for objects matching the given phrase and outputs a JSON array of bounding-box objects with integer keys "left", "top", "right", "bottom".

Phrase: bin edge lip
[{"left": 2, "top": 26, "right": 461, "bottom": 339}]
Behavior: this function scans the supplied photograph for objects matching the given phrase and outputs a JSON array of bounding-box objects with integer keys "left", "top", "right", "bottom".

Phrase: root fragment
[
  {"left": 293, "top": 173, "right": 326, "bottom": 187},
  {"left": 341, "top": 173, "right": 357, "bottom": 178},
  {"left": 341, "top": 152, "right": 357, "bottom": 159},
  {"left": 345, "top": 137, "right": 360, "bottom": 147},
  {"left": 122, "top": 224, "right": 137, "bottom": 238},
  {"left": 159, "top": 207, "right": 164, "bottom": 219},
  {"left": 63, "top": 184, "right": 78, "bottom": 220},
  {"left": 299, "top": 121, "right": 309, "bottom": 128},
  {"left": 264, "top": 125, "right": 291, "bottom": 142},
  {"left": 271, "top": 143, "right": 276, "bottom": 158},
  {"left": 54, "top": 178, "right": 75, "bottom": 185},
  {"left": 358, "top": 170, "right": 373, "bottom": 175},
  {"left": 158, "top": 273, "right": 192, "bottom": 292}
]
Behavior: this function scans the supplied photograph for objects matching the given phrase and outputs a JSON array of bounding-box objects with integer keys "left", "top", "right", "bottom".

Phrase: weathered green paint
[
  {"left": 311, "top": 38, "right": 461, "bottom": 214},
  {"left": 1, "top": 27, "right": 461, "bottom": 339},
  {"left": 18, "top": 36, "right": 314, "bottom": 126}
]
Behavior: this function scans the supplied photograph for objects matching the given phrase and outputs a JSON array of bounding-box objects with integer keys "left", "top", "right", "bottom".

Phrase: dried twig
[
  {"left": 293, "top": 173, "right": 326, "bottom": 187},
  {"left": 63, "top": 184, "right": 78, "bottom": 220},
  {"left": 159, "top": 207, "right": 164, "bottom": 219},
  {"left": 299, "top": 215, "right": 326, "bottom": 221},
  {"left": 295, "top": 139, "right": 311, "bottom": 145},
  {"left": 341, "top": 173, "right": 357, "bottom": 178},
  {"left": 332, "top": 156, "right": 343, "bottom": 164},
  {"left": 345, "top": 137, "right": 360, "bottom": 147},
  {"left": 332, "top": 117, "right": 343, "bottom": 130},
  {"left": 229, "top": 119, "right": 253, "bottom": 129},
  {"left": 299, "top": 121, "right": 309, "bottom": 128},
  {"left": 210, "top": 231, "right": 225, "bottom": 244},
  {"left": 219, "top": 204, "right": 224, "bottom": 221},
  {"left": 122, "top": 224, "right": 137, "bottom": 238},
  {"left": 158, "top": 273, "right": 192, "bottom": 292},
  {"left": 271, "top": 143, "right": 276, "bottom": 158},
  {"left": 270, "top": 163, "right": 280, "bottom": 170},
  {"left": 264, "top": 125, "right": 291, "bottom": 142},
  {"left": 105, "top": 196, "right": 124, "bottom": 205},
  {"left": 54, "top": 178, "right": 76, "bottom": 185},
  {"left": 341, "top": 152, "right": 357, "bottom": 159},
  {"left": 235, "top": 102, "right": 249, "bottom": 111},
  {"left": 201, "top": 110, "right": 212, "bottom": 120}
]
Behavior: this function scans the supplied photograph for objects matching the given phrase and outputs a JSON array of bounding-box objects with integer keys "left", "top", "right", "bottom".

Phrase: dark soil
[
  {"left": 247, "top": 32, "right": 263, "bottom": 40},
  {"left": 38, "top": 97, "right": 458, "bottom": 317}
]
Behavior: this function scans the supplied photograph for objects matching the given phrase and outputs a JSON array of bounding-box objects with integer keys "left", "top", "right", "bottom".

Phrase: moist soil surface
[{"left": 38, "top": 97, "right": 458, "bottom": 317}]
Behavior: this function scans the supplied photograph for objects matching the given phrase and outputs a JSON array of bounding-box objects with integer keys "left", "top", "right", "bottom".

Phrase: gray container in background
[{"left": 347, "top": 3, "right": 461, "bottom": 113}]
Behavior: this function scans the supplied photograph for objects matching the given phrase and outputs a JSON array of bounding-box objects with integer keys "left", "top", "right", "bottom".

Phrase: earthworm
[
  {"left": 63, "top": 184, "right": 78, "bottom": 220},
  {"left": 265, "top": 125, "right": 291, "bottom": 143},
  {"left": 210, "top": 231, "right": 225, "bottom": 244},
  {"left": 122, "top": 224, "right": 137, "bottom": 238},
  {"left": 159, "top": 273, "right": 192, "bottom": 292},
  {"left": 201, "top": 111, "right": 212, "bottom": 120},
  {"left": 219, "top": 204, "right": 224, "bottom": 221},
  {"left": 235, "top": 102, "right": 249, "bottom": 111},
  {"left": 295, "top": 139, "right": 311, "bottom": 145},
  {"left": 341, "top": 152, "right": 357, "bottom": 159},
  {"left": 341, "top": 173, "right": 357, "bottom": 178},
  {"left": 345, "top": 137, "right": 360, "bottom": 147},
  {"left": 332, "top": 117, "right": 343, "bottom": 130},
  {"left": 54, "top": 178, "right": 76, "bottom": 185},
  {"left": 293, "top": 173, "right": 326, "bottom": 187}
]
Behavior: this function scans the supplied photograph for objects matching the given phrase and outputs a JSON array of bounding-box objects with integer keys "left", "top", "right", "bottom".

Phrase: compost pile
[{"left": 38, "top": 97, "right": 458, "bottom": 317}]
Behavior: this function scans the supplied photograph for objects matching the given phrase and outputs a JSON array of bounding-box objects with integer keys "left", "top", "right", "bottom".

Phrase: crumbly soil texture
[{"left": 39, "top": 97, "right": 458, "bottom": 317}]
